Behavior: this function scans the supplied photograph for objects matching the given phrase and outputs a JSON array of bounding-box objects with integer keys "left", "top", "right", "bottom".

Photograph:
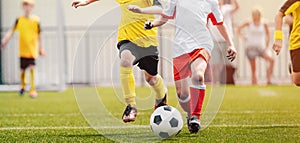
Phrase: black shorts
[
  {"left": 118, "top": 40, "right": 159, "bottom": 76},
  {"left": 20, "top": 58, "right": 36, "bottom": 70},
  {"left": 290, "top": 48, "right": 300, "bottom": 72}
]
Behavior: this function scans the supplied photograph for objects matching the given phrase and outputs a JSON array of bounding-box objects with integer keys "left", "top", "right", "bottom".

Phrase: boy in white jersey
[{"left": 129, "top": 0, "right": 237, "bottom": 133}]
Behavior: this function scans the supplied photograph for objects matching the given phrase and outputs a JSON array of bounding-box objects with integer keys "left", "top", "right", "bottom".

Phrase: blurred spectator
[
  {"left": 237, "top": 8, "right": 274, "bottom": 85},
  {"left": 209, "top": 0, "right": 239, "bottom": 84}
]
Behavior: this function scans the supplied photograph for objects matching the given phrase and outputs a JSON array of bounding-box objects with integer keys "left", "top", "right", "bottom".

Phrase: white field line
[
  {"left": 1, "top": 124, "right": 300, "bottom": 131},
  {"left": 1, "top": 110, "right": 298, "bottom": 117},
  {"left": 256, "top": 89, "right": 278, "bottom": 96}
]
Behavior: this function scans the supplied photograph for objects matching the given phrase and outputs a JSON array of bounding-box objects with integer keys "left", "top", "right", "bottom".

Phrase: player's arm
[
  {"left": 37, "top": 23, "right": 45, "bottom": 56},
  {"left": 72, "top": 0, "right": 99, "bottom": 8},
  {"left": 273, "top": 11, "right": 284, "bottom": 55},
  {"left": 145, "top": 16, "right": 168, "bottom": 30},
  {"left": 128, "top": 6, "right": 162, "bottom": 14},
  {"left": 210, "top": 0, "right": 237, "bottom": 61},
  {"left": 236, "top": 21, "right": 249, "bottom": 40},
  {"left": 216, "top": 24, "right": 237, "bottom": 62},
  {"left": 264, "top": 22, "right": 270, "bottom": 49},
  {"left": 1, "top": 19, "right": 18, "bottom": 48},
  {"left": 144, "top": 0, "right": 176, "bottom": 29},
  {"left": 273, "top": 0, "right": 299, "bottom": 55},
  {"left": 128, "top": 0, "right": 163, "bottom": 14}
]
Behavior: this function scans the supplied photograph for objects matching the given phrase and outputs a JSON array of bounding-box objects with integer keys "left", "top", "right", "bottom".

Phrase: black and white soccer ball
[{"left": 150, "top": 106, "right": 183, "bottom": 139}]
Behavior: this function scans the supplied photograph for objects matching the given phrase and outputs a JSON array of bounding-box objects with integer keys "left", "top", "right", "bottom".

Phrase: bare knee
[
  {"left": 176, "top": 89, "right": 189, "bottom": 100},
  {"left": 120, "top": 59, "right": 132, "bottom": 68},
  {"left": 120, "top": 51, "right": 135, "bottom": 68},
  {"left": 145, "top": 75, "right": 157, "bottom": 86},
  {"left": 191, "top": 72, "right": 204, "bottom": 85},
  {"left": 293, "top": 79, "right": 300, "bottom": 86},
  {"left": 292, "top": 73, "right": 300, "bottom": 86}
]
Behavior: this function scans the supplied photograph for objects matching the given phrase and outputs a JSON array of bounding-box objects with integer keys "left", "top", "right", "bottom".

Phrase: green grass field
[{"left": 0, "top": 85, "right": 300, "bottom": 143}]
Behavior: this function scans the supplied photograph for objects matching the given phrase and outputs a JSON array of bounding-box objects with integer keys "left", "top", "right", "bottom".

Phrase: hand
[
  {"left": 144, "top": 21, "right": 154, "bottom": 30},
  {"left": 227, "top": 45, "right": 237, "bottom": 62},
  {"left": 128, "top": 5, "right": 143, "bottom": 13},
  {"left": 72, "top": 0, "right": 89, "bottom": 8},
  {"left": 39, "top": 48, "right": 45, "bottom": 56},
  {"left": 272, "top": 40, "right": 282, "bottom": 55}
]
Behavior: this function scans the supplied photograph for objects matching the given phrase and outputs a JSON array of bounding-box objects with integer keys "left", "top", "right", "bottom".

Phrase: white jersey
[
  {"left": 245, "top": 21, "right": 266, "bottom": 48},
  {"left": 209, "top": 4, "right": 234, "bottom": 42},
  {"left": 162, "top": 0, "right": 224, "bottom": 58}
]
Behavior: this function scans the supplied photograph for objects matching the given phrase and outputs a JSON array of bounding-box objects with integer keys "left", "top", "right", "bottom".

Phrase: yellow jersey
[
  {"left": 116, "top": 0, "right": 159, "bottom": 47},
  {"left": 13, "top": 15, "right": 41, "bottom": 59},
  {"left": 280, "top": 0, "right": 300, "bottom": 50}
]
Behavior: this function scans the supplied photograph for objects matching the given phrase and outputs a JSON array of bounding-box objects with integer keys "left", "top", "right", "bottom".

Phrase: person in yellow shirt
[
  {"left": 1, "top": 0, "right": 45, "bottom": 98},
  {"left": 72, "top": 0, "right": 167, "bottom": 123},
  {"left": 273, "top": 0, "right": 300, "bottom": 86}
]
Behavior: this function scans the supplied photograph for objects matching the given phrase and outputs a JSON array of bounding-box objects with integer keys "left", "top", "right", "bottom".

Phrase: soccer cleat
[
  {"left": 188, "top": 116, "right": 201, "bottom": 134},
  {"left": 154, "top": 94, "right": 167, "bottom": 109},
  {"left": 122, "top": 104, "right": 137, "bottom": 123},
  {"left": 19, "top": 89, "right": 25, "bottom": 96},
  {"left": 29, "top": 90, "right": 38, "bottom": 98}
]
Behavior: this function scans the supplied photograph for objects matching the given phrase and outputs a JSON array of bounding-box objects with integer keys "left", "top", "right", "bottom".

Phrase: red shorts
[{"left": 173, "top": 48, "right": 210, "bottom": 81}]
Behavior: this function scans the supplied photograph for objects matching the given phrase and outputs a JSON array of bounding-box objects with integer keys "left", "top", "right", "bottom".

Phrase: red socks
[{"left": 189, "top": 85, "right": 206, "bottom": 119}]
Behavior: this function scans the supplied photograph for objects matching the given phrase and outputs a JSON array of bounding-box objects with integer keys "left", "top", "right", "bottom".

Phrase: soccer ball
[{"left": 150, "top": 106, "right": 183, "bottom": 139}]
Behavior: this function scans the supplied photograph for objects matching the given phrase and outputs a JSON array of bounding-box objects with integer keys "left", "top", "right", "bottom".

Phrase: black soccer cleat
[
  {"left": 154, "top": 94, "right": 167, "bottom": 109},
  {"left": 188, "top": 116, "right": 201, "bottom": 134},
  {"left": 122, "top": 104, "right": 137, "bottom": 123},
  {"left": 19, "top": 89, "right": 25, "bottom": 96}
]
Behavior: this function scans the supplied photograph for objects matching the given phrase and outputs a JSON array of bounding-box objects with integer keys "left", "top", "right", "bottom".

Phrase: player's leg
[
  {"left": 175, "top": 79, "right": 190, "bottom": 114},
  {"left": 292, "top": 72, "right": 300, "bottom": 86},
  {"left": 173, "top": 53, "right": 192, "bottom": 126},
  {"left": 19, "top": 69, "right": 26, "bottom": 96},
  {"left": 188, "top": 57, "right": 208, "bottom": 133},
  {"left": 249, "top": 59, "right": 257, "bottom": 85},
  {"left": 175, "top": 79, "right": 191, "bottom": 128},
  {"left": 290, "top": 49, "right": 300, "bottom": 86},
  {"left": 28, "top": 65, "right": 37, "bottom": 98},
  {"left": 133, "top": 44, "right": 167, "bottom": 109},
  {"left": 261, "top": 53, "right": 274, "bottom": 84},
  {"left": 120, "top": 49, "right": 137, "bottom": 122},
  {"left": 144, "top": 71, "right": 167, "bottom": 109},
  {"left": 19, "top": 58, "right": 29, "bottom": 96}
]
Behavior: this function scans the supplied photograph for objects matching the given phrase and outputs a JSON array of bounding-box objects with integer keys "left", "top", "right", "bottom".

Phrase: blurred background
[{"left": 0, "top": 0, "right": 292, "bottom": 91}]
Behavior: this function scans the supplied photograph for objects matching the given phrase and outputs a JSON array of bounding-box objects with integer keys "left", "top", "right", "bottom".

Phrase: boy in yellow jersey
[
  {"left": 1, "top": 0, "right": 45, "bottom": 98},
  {"left": 72, "top": 0, "right": 168, "bottom": 123},
  {"left": 273, "top": 0, "right": 300, "bottom": 86}
]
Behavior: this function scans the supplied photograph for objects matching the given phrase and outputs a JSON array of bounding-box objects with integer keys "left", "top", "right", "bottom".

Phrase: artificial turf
[{"left": 0, "top": 85, "right": 299, "bottom": 142}]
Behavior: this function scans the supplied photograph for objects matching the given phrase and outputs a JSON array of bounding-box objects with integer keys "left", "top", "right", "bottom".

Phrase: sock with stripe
[
  {"left": 190, "top": 85, "right": 206, "bottom": 119},
  {"left": 177, "top": 95, "right": 191, "bottom": 115}
]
